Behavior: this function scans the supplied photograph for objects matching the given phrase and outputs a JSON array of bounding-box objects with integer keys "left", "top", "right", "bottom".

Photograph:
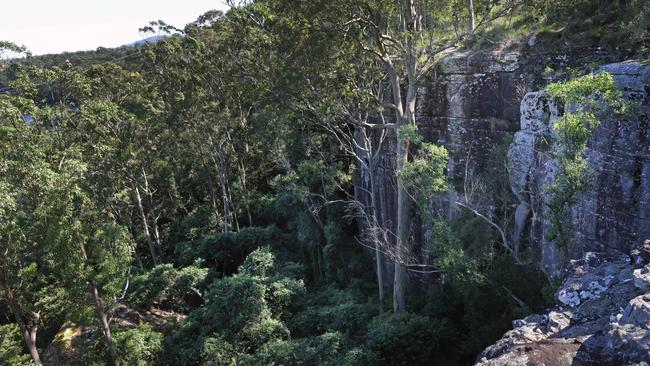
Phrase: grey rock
[
  {"left": 634, "top": 266, "right": 650, "bottom": 293},
  {"left": 620, "top": 295, "right": 650, "bottom": 328},
  {"left": 475, "top": 247, "right": 650, "bottom": 365},
  {"left": 548, "top": 310, "right": 571, "bottom": 333},
  {"left": 504, "top": 60, "right": 650, "bottom": 275}
]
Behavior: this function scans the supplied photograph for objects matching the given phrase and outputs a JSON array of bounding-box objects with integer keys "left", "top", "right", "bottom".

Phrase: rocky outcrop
[
  {"left": 356, "top": 49, "right": 525, "bottom": 287},
  {"left": 476, "top": 244, "right": 650, "bottom": 365},
  {"left": 359, "top": 49, "right": 649, "bottom": 296},
  {"left": 419, "top": 49, "right": 523, "bottom": 185},
  {"left": 474, "top": 60, "right": 650, "bottom": 365},
  {"left": 506, "top": 61, "right": 650, "bottom": 276}
]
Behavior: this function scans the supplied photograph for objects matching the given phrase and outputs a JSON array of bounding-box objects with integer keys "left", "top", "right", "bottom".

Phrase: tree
[
  {"left": 6, "top": 63, "right": 137, "bottom": 366},
  {"left": 348, "top": 0, "right": 522, "bottom": 313},
  {"left": 0, "top": 78, "right": 84, "bottom": 364}
]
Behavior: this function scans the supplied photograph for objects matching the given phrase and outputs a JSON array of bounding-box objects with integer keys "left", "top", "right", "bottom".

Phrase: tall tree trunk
[
  {"left": 215, "top": 155, "right": 231, "bottom": 233},
  {"left": 80, "top": 243, "right": 120, "bottom": 366},
  {"left": 90, "top": 279, "right": 120, "bottom": 366},
  {"left": 142, "top": 169, "right": 163, "bottom": 252},
  {"left": 393, "top": 142, "right": 410, "bottom": 314},
  {"left": 390, "top": 0, "right": 420, "bottom": 315},
  {"left": 368, "top": 157, "right": 385, "bottom": 306},
  {"left": 227, "top": 176, "right": 240, "bottom": 232},
  {"left": 225, "top": 127, "right": 253, "bottom": 227},
  {"left": 238, "top": 162, "right": 253, "bottom": 227},
  {"left": 198, "top": 144, "right": 219, "bottom": 212},
  {"left": 386, "top": 61, "right": 411, "bottom": 314},
  {"left": 467, "top": 0, "right": 476, "bottom": 32},
  {"left": 128, "top": 227, "right": 145, "bottom": 271},
  {"left": 0, "top": 268, "right": 41, "bottom": 365},
  {"left": 355, "top": 125, "right": 386, "bottom": 307},
  {"left": 134, "top": 185, "right": 158, "bottom": 265}
]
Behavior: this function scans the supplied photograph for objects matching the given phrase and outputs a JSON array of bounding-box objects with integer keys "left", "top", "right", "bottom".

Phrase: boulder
[
  {"left": 634, "top": 266, "right": 650, "bottom": 293},
  {"left": 475, "top": 246, "right": 650, "bottom": 365}
]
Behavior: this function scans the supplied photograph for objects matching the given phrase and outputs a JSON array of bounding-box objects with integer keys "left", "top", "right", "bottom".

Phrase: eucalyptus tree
[
  {"left": 345, "top": 0, "right": 523, "bottom": 313},
  {"left": 0, "top": 95, "right": 73, "bottom": 364},
  {"left": 6, "top": 63, "right": 137, "bottom": 366},
  {"left": 140, "top": 7, "right": 290, "bottom": 235}
]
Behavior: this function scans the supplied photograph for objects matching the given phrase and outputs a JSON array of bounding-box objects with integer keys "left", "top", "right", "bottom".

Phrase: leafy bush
[
  {"left": 168, "top": 205, "right": 219, "bottom": 243},
  {"left": 128, "top": 264, "right": 208, "bottom": 311},
  {"left": 77, "top": 324, "right": 163, "bottom": 366},
  {"left": 0, "top": 324, "right": 31, "bottom": 366},
  {"left": 253, "top": 332, "right": 366, "bottom": 366},
  {"left": 114, "top": 324, "right": 164, "bottom": 366},
  {"left": 166, "top": 247, "right": 305, "bottom": 365},
  {"left": 174, "top": 226, "right": 288, "bottom": 275},
  {"left": 290, "top": 302, "right": 378, "bottom": 339},
  {"left": 200, "top": 335, "right": 239, "bottom": 366},
  {"left": 366, "top": 313, "right": 454, "bottom": 366}
]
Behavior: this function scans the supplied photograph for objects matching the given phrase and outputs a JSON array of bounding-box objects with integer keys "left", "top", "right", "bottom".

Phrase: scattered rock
[
  {"left": 619, "top": 295, "right": 650, "bottom": 328},
  {"left": 634, "top": 266, "right": 650, "bottom": 292},
  {"left": 475, "top": 245, "right": 650, "bottom": 365}
]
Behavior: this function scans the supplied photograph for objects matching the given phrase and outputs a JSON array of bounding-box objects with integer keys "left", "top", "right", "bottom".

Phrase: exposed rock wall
[
  {"left": 470, "top": 60, "right": 650, "bottom": 366},
  {"left": 357, "top": 49, "right": 650, "bottom": 293},
  {"left": 507, "top": 61, "right": 650, "bottom": 276},
  {"left": 419, "top": 50, "right": 523, "bottom": 185},
  {"left": 355, "top": 49, "right": 526, "bottom": 290}
]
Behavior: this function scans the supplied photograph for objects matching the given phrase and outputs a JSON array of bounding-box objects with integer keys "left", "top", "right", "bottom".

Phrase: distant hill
[
  {"left": 5, "top": 43, "right": 148, "bottom": 73},
  {"left": 121, "top": 35, "right": 168, "bottom": 48}
]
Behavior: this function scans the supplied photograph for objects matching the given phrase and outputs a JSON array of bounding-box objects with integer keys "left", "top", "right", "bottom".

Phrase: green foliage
[
  {"left": 548, "top": 72, "right": 625, "bottom": 109},
  {"left": 0, "top": 324, "right": 31, "bottom": 366},
  {"left": 174, "top": 226, "right": 289, "bottom": 275},
  {"left": 400, "top": 143, "right": 449, "bottom": 194},
  {"left": 199, "top": 335, "right": 239, "bottom": 366},
  {"left": 397, "top": 120, "right": 450, "bottom": 211},
  {"left": 79, "top": 324, "right": 164, "bottom": 366},
  {"left": 420, "top": 212, "right": 552, "bottom": 361},
  {"left": 545, "top": 72, "right": 630, "bottom": 252},
  {"left": 252, "top": 332, "right": 365, "bottom": 366},
  {"left": 430, "top": 220, "right": 483, "bottom": 285},
  {"left": 367, "top": 313, "right": 454, "bottom": 366},
  {"left": 166, "top": 247, "right": 305, "bottom": 365},
  {"left": 396, "top": 125, "right": 424, "bottom": 145},
  {"left": 114, "top": 324, "right": 164, "bottom": 366},
  {"left": 289, "top": 286, "right": 378, "bottom": 339},
  {"left": 526, "top": 0, "right": 649, "bottom": 57},
  {"left": 128, "top": 264, "right": 208, "bottom": 311},
  {"left": 2, "top": 2, "right": 632, "bottom": 365}
]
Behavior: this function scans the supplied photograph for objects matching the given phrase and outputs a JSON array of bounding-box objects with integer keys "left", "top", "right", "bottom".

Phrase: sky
[{"left": 0, "top": 1, "right": 229, "bottom": 55}]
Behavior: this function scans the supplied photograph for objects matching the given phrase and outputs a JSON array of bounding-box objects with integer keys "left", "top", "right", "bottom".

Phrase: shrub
[
  {"left": 0, "top": 324, "right": 31, "bottom": 366},
  {"left": 201, "top": 336, "right": 239, "bottom": 366},
  {"left": 166, "top": 247, "right": 305, "bottom": 365},
  {"left": 113, "top": 324, "right": 164, "bottom": 366},
  {"left": 128, "top": 264, "right": 208, "bottom": 311},
  {"left": 290, "top": 302, "right": 378, "bottom": 338},
  {"left": 174, "top": 226, "right": 287, "bottom": 275},
  {"left": 366, "top": 313, "right": 454, "bottom": 366},
  {"left": 253, "top": 332, "right": 364, "bottom": 366},
  {"left": 288, "top": 286, "right": 378, "bottom": 338}
]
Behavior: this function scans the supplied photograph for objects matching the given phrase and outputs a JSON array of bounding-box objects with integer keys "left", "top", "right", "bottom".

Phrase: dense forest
[{"left": 0, "top": 1, "right": 648, "bottom": 365}]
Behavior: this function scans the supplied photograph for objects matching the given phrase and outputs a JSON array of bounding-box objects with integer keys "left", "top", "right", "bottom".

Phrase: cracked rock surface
[{"left": 475, "top": 246, "right": 650, "bottom": 366}]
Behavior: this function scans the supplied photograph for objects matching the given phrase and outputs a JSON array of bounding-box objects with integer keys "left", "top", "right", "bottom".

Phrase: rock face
[
  {"left": 473, "top": 60, "right": 650, "bottom": 365},
  {"left": 357, "top": 49, "right": 650, "bottom": 294},
  {"left": 476, "top": 247, "right": 650, "bottom": 365},
  {"left": 355, "top": 49, "right": 525, "bottom": 287},
  {"left": 418, "top": 49, "right": 523, "bottom": 186},
  {"left": 506, "top": 61, "right": 650, "bottom": 276}
]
